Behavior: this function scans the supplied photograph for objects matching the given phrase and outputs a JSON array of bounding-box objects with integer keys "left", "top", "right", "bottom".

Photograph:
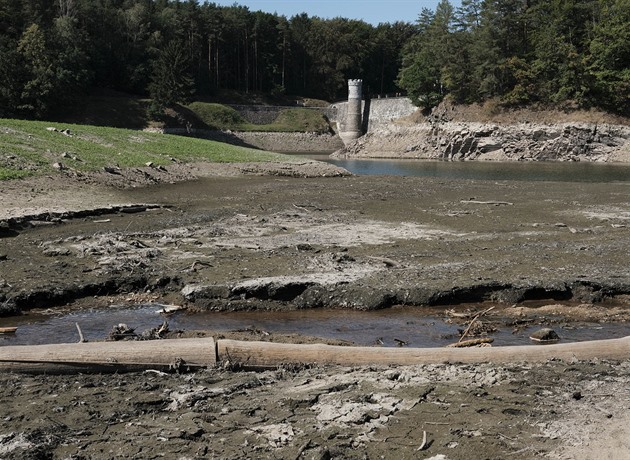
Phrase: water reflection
[{"left": 299, "top": 154, "right": 630, "bottom": 182}]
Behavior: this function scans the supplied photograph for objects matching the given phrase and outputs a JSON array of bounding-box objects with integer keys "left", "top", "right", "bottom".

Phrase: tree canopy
[
  {"left": 397, "top": 0, "right": 630, "bottom": 115},
  {"left": 0, "top": 0, "right": 414, "bottom": 119},
  {"left": 0, "top": 0, "right": 627, "bottom": 119}
]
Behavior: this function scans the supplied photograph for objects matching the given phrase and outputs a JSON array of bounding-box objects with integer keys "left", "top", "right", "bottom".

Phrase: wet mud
[
  {"left": 2, "top": 170, "right": 630, "bottom": 316},
  {"left": 1, "top": 163, "right": 630, "bottom": 458}
]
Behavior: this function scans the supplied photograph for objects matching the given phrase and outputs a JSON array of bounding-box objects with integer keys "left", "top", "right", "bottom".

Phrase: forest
[{"left": 0, "top": 0, "right": 628, "bottom": 120}]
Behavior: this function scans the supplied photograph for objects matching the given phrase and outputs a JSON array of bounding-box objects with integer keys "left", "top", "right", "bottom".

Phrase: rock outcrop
[{"left": 334, "top": 121, "right": 630, "bottom": 162}]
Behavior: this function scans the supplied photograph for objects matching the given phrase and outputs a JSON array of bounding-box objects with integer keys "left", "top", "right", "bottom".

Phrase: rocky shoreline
[{"left": 334, "top": 121, "right": 630, "bottom": 162}]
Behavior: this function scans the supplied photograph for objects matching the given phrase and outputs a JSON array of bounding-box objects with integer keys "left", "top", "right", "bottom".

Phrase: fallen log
[
  {"left": 0, "top": 337, "right": 216, "bottom": 374},
  {"left": 1, "top": 336, "right": 630, "bottom": 374},
  {"left": 217, "top": 336, "right": 630, "bottom": 369},
  {"left": 0, "top": 327, "right": 17, "bottom": 334}
]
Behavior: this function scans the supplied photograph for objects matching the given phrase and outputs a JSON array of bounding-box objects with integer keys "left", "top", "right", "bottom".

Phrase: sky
[{"left": 210, "top": 1, "right": 458, "bottom": 26}]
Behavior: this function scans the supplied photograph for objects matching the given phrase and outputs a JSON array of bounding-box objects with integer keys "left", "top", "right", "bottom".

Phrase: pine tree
[{"left": 149, "top": 39, "right": 195, "bottom": 110}]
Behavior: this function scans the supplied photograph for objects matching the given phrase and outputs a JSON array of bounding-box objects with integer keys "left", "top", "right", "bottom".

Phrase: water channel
[
  {"left": 3, "top": 156, "right": 630, "bottom": 347},
  {"left": 2, "top": 303, "right": 630, "bottom": 348}
]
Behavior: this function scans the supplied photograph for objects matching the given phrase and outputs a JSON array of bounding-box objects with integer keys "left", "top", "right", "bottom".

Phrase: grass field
[
  {"left": 0, "top": 118, "right": 292, "bottom": 180},
  {"left": 186, "top": 102, "right": 331, "bottom": 133}
]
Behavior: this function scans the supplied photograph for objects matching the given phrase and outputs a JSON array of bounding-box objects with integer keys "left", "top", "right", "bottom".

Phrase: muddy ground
[{"left": 1, "top": 160, "right": 630, "bottom": 459}]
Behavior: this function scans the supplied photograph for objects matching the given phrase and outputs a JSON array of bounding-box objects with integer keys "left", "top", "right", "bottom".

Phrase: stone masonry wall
[
  {"left": 150, "top": 127, "right": 343, "bottom": 152},
  {"left": 330, "top": 97, "right": 418, "bottom": 133}
]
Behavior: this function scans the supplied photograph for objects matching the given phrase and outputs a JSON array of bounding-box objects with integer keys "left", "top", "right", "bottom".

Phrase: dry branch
[
  {"left": 458, "top": 306, "right": 496, "bottom": 343},
  {"left": 461, "top": 200, "right": 513, "bottom": 206},
  {"left": 447, "top": 337, "right": 494, "bottom": 348},
  {"left": 367, "top": 256, "right": 401, "bottom": 268},
  {"left": 416, "top": 431, "right": 428, "bottom": 451},
  {"left": 75, "top": 322, "right": 86, "bottom": 343}
]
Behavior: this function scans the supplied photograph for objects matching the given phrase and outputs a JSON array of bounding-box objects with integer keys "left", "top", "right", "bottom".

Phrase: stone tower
[{"left": 339, "top": 79, "right": 363, "bottom": 145}]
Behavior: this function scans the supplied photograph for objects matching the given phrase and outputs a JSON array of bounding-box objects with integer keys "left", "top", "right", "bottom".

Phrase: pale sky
[{"left": 210, "top": 0, "right": 458, "bottom": 25}]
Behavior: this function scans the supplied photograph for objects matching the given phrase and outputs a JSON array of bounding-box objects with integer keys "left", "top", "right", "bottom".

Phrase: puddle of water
[{"left": 2, "top": 305, "right": 630, "bottom": 348}]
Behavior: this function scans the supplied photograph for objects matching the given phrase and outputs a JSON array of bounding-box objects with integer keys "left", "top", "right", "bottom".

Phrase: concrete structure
[
  {"left": 363, "top": 97, "right": 417, "bottom": 131},
  {"left": 331, "top": 85, "right": 418, "bottom": 145},
  {"left": 338, "top": 79, "right": 363, "bottom": 145}
]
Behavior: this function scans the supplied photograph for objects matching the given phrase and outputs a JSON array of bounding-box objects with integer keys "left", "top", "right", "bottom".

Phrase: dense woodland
[{"left": 0, "top": 0, "right": 628, "bottom": 121}]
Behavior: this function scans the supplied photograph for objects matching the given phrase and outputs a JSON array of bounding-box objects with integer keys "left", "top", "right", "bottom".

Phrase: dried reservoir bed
[{"left": 1, "top": 161, "right": 630, "bottom": 459}]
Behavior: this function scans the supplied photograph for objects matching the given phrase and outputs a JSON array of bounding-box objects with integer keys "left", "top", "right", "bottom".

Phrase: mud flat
[
  {"left": 1, "top": 160, "right": 630, "bottom": 458},
  {"left": 2, "top": 161, "right": 629, "bottom": 314}
]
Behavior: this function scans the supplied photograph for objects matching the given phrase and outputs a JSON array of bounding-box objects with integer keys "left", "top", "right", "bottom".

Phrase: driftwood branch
[
  {"left": 458, "top": 306, "right": 496, "bottom": 343},
  {"left": 461, "top": 200, "right": 513, "bottom": 206},
  {"left": 75, "top": 322, "right": 86, "bottom": 343},
  {"left": 367, "top": 256, "right": 401, "bottom": 268},
  {"left": 447, "top": 337, "right": 494, "bottom": 348},
  {"left": 416, "top": 431, "right": 428, "bottom": 451}
]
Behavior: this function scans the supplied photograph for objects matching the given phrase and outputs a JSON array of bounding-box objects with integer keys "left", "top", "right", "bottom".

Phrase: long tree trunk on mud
[{"left": 3, "top": 336, "right": 630, "bottom": 373}]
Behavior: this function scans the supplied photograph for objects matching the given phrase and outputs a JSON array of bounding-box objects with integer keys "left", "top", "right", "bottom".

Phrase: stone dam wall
[
  {"left": 151, "top": 99, "right": 417, "bottom": 152},
  {"left": 227, "top": 98, "right": 417, "bottom": 134},
  {"left": 330, "top": 97, "right": 418, "bottom": 133}
]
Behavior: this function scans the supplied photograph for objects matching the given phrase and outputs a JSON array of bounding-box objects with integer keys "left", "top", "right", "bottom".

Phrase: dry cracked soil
[{"left": 1, "top": 160, "right": 630, "bottom": 459}]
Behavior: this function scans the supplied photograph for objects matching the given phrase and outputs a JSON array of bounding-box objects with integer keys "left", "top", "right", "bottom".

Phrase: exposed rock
[
  {"left": 529, "top": 328, "right": 560, "bottom": 343},
  {"left": 334, "top": 122, "right": 630, "bottom": 163},
  {"left": 103, "top": 166, "right": 121, "bottom": 175},
  {"left": 181, "top": 284, "right": 231, "bottom": 301}
]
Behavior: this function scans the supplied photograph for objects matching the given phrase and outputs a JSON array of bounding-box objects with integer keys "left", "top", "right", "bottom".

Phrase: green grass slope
[
  {"left": 186, "top": 103, "right": 246, "bottom": 130},
  {"left": 0, "top": 118, "right": 291, "bottom": 180},
  {"left": 186, "top": 102, "right": 331, "bottom": 133}
]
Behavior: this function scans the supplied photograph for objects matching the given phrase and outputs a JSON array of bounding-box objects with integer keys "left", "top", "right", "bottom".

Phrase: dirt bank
[
  {"left": 150, "top": 128, "right": 345, "bottom": 152},
  {"left": 1, "top": 160, "right": 630, "bottom": 458}
]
